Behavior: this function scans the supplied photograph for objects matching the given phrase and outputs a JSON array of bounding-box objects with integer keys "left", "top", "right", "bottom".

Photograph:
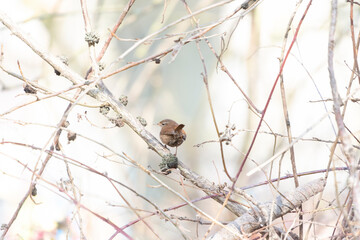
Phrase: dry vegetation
[{"left": 0, "top": 0, "right": 360, "bottom": 239}]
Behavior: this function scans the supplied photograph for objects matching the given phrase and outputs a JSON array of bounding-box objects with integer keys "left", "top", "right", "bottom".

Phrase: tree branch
[{"left": 208, "top": 178, "right": 326, "bottom": 240}]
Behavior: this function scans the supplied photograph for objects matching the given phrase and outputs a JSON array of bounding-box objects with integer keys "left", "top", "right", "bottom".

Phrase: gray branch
[{"left": 208, "top": 178, "right": 326, "bottom": 240}]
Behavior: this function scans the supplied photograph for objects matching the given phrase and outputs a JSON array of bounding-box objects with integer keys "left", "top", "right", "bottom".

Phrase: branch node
[
  {"left": 54, "top": 55, "right": 69, "bottom": 76},
  {"left": 159, "top": 154, "right": 178, "bottom": 174},
  {"left": 31, "top": 186, "right": 37, "bottom": 197},
  {"left": 110, "top": 115, "right": 124, "bottom": 128},
  {"left": 85, "top": 32, "right": 100, "bottom": 46},
  {"left": 99, "top": 104, "right": 110, "bottom": 115},
  {"left": 23, "top": 83, "right": 37, "bottom": 94},
  {"left": 98, "top": 62, "right": 105, "bottom": 71},
  {"left": 119, "top": 95, "right": 128, "bottom": 106},
  {"left": 67, "top": 131, "right": 77, "bottom": 143},
  {"left": 1, "top": 224, "right": 8, "bottom": 231},
  {"left": 136, "top": 116, "right": 147, "bottom": 127}
]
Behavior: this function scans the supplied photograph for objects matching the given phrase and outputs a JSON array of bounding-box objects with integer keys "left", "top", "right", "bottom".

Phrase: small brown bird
[{"left": 157, "top": 119, "right": 186, "bottom": 155}]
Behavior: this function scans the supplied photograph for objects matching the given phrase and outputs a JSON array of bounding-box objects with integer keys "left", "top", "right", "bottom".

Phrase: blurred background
[{"left": 0, "top": 0, "right": 359, "bottom": 239}]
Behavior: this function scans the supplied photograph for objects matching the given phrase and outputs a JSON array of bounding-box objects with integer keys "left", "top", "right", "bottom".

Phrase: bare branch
[{"left": 208, "top": 178, "right": 326, "bottom": 239}]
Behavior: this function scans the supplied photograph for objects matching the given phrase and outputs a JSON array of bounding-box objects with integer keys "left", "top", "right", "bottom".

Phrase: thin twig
[
  {"left": 194, "top": 28, "right": 233, "bottom": 180},
  {"left": 85, "top": 0, "right": 136, "bottom": 78},
  {"left": 327, "top": 0, "right": 360, "bottom": 235},
  {"left": 349, "top": 0, "right": 360, "bottom": 84},
  {"left": 115, "top": 0, "right": 236, "bottom": 60},
  {"left": 122, "top": 153, "right": 243, "bottom": 239},
  {"left": 233, "top": 0, "right": 313, "bottom": 186},
  {"left": 277, "top": 1, "right": 303, "bottom": 237}
]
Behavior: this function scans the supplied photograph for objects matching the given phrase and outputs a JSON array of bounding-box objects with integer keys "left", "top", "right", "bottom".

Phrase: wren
[{"left": 157, "top": 119, "right": 186, "bottom": 155}]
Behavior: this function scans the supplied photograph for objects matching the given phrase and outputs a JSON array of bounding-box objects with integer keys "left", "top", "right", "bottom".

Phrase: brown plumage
[{"left": 157, "top": 119, "right": 186, "bottom": 155}]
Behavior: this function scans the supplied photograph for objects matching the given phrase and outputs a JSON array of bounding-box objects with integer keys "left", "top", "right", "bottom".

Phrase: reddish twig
[
  {"left": 85, "top": 0, "right": 136, "bottom": 78},
  {"left": 231, "top": 0, "right": 313, "bottom": 189},
  {"left": 119, "top": 193, "right": 222, "bottom": 231},
  {"left": 1, "top": 151, "right": 133, "bottom": 240}
]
